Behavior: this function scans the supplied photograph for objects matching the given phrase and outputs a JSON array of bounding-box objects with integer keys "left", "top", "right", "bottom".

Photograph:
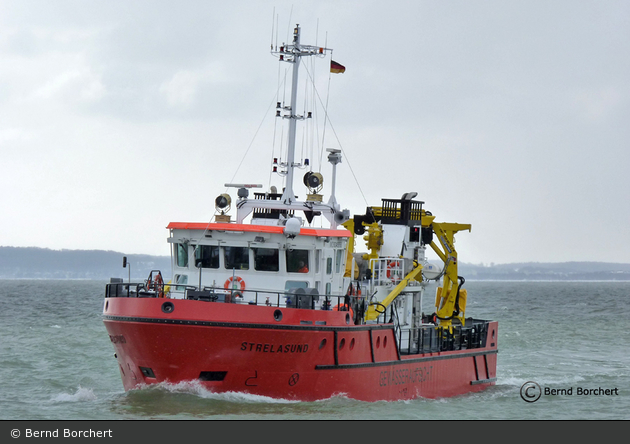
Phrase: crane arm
[{"left": 365, "top": 262, "right": 424, "bottom": 321}]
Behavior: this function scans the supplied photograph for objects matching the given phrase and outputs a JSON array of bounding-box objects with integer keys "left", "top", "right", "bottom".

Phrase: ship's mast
[
  {"left": 282, "top": 26, "right": 301, "bottom": 204},
  {"left": 234, "top": 25, "right": 347, "bottom": 228},
  {"left": 273, "top": 25, "right": 328, "bottom": 204}
]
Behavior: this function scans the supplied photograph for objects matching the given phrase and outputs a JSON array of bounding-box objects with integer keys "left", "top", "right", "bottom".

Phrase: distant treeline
[
  {"left": 1, "top": 246, "right": 629, "bottom": 281},
  {"left": 0, "top": 246, "right": 170, "bottom": 280},
  {"left": 459, "top": 261, "right": 630, "bottom": 281}
]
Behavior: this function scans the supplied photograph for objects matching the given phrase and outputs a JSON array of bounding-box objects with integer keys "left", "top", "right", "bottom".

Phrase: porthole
[
  {"left": 349, "top": 338, "right": 355, "bottom": 350},
  {"left": 161, "top": 301, "right": 174, "bottom": 313},
  {"left": 383, "top": 336, "right": 388, "bottom": 348},
  {"left": 274, "top": 309, "right": 283, "bottom": 322},
  {"left": 319, "top": 339, "right": 327, "bottom": 350},
  {"left": 339, "top": 338, "right": 346, "bottom": 350},
  {"left": 376, "top": 336, "right": 381, "bottom": 348}
]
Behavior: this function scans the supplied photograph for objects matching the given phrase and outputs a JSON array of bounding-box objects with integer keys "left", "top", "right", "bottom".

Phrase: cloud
[
  {"left": 159, "top": 62, "right": 230, "bottom": 108},
  {"left": 1, "top": 0, "right": 629, "bottom": 264},
  {"left": 159, "top": 70, "right": 202, "bottom": 107},
  {"left": 573, "top": 87, "right": 625, "bottom": 123},
  {"left": 31, "top": 65, "right": 106, "bottom": 102}
]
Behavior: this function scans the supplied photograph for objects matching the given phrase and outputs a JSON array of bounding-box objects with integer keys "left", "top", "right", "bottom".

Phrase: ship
[{"left": 103, "top": 24, "right": 498, "bottom": 402}]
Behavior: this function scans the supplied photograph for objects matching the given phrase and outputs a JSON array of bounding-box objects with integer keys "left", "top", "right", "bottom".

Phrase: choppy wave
[
  {"left": 130, "top": 380, "right": 300, "bottom": 404},
  {"left": 2, "top": 279, "right": 629, "bottom": 420}
]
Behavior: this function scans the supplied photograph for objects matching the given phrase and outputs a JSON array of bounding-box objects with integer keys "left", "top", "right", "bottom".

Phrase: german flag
[{"left": 330, "top": 60, "right": 346, "bottom": 74}]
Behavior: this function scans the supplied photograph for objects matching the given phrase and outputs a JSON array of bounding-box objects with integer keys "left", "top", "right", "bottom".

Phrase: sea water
[{"left": 0, "top": 279, "right": 628, "bottom": 420}]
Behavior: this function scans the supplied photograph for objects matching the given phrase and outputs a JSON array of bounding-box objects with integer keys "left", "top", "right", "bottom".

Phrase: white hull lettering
[{"left": 240, "top": 342, "right": 309, "bottom": 353}]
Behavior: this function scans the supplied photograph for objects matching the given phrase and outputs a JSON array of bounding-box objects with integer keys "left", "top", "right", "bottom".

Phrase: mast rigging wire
[
  {"left": 225, "top": 89, "right": 279, "bottom": 189},
  {"left": 301, "top": 60, "right": 369, "bottom": 207}
]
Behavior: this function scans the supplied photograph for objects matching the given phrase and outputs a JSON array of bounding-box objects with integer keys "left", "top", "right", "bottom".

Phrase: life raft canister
[{"left": 224, "top": 276, "right": 246, "bottom": 292}]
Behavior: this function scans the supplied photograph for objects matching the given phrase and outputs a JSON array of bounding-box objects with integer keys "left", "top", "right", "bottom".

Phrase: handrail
[
  {"left": 105, "top": 282, "right": 490, "bottom": 351},
  {"left": 396, "top": 320, "right": 489, "bottom": 355},
  {"left": 105, "top": 282, "right": 366, "bottom": 322}
]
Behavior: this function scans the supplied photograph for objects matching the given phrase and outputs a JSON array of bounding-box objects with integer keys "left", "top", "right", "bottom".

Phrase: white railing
[{"left": 370, "top": 257, "right": 408, "bottom": 286}]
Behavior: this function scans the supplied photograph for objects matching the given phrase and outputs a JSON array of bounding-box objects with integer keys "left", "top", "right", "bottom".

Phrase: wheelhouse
[{"left": 166, "top": 222, "right": 352, "bottom": 304}]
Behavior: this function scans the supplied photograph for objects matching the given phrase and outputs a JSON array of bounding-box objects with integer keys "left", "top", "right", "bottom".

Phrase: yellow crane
[{"left": 344, "top": 205, "right": 471, "bottom": 329}]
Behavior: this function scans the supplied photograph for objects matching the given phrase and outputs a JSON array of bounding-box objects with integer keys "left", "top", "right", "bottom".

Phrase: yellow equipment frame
[{"left": 343, "top": 208, "right": 471, "bottom": 328}]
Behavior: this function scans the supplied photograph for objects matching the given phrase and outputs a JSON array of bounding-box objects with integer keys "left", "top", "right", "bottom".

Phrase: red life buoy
[
  {"left": 147, "top": 271, "right": 165, "bottom": 298},
  {"left": 154, "top": 273, "right": 165, "bottom": 298},
  {"left": 386, "top": 260, "right": 401, "bottom": 281},
  {"left": 224, "top": 276, "right": 246, "bottom": 292}
]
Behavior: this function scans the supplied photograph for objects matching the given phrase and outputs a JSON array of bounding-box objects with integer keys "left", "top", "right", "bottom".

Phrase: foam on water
[
  {"left": 124, "top": 378, "right": 370, "bottom": 405},
  {"left": 131, "top": 380, "right": 301, "bottom": 404},
  {"left": 51, "top": 386, "right": 97, "bottom": 403}
]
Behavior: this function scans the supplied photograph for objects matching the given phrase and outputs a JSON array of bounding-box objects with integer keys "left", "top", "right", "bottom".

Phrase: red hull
[{"left": 103, "top": 297, "right": 497, "bottom": 402}]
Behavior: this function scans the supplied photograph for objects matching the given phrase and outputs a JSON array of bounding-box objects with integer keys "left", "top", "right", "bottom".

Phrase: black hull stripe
[
  {"left": 314, "top": 349, "right": 498, "bottom": 370},
  {"left": 102, "top": 314, "right": 394, "bottom": 332}
]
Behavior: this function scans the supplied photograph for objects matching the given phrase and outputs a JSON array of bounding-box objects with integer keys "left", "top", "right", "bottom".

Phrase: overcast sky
[{"left": 1, "top": 0, "right": 629, "bottom": 265}]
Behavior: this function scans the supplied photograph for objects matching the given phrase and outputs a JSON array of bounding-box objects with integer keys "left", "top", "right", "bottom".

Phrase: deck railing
[
  {"left": 397, "top": 320, "right": 489, "bottom": 354},
  {"left": 105, "top": 281, "right": 361, "bottom": 316},
  {"left": 105, "top": 281, "right": 490, "bottom": 354}
]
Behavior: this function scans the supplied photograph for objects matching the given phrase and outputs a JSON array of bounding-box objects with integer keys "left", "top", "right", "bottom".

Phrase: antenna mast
[
  {"left": 271, "top": 24, "right": 330, "bottom": 204},
  {"left": 234, "top": 24, "right": 347, "bottom": 228}
]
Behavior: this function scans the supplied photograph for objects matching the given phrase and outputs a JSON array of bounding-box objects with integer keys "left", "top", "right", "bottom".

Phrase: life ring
[
  {"left": 386, "top": 260, "right": 402, "bottom": 281},
  {"left": 333, "top": 303, "right": 354, "bottom": 318},
  {"left": 152, "top": 273, "right": 165, "bottom": 298},
  {"left": 224, "top": 276, "right": 246, "bottom": 292}
]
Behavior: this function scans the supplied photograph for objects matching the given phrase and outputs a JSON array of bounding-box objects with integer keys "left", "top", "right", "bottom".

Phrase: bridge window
[
  {"left": 174, "top": 274, "right": 188, "bottom": 290},
  {"left": 335, "top": 249, "right": 344, "bottom": 273},
  {"left": 176, "top": 243, "right": 188, "bottom": 268},
  {"left": 225, "top": 246, "right": 249, "bottom": 270},
  {"left": 253, "top": 248, "right": 279, "bottom": 272},
  {"left": 287, "top": 249, "right": 309, "bottom": 273},
  {"left": 195, "top": 245, "right": 219, "bottom": 268}
]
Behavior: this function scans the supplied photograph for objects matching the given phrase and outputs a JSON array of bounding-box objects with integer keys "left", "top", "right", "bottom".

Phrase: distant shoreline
[{"left": 2, "top": 246, "right": 630, "bottom": 281}]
